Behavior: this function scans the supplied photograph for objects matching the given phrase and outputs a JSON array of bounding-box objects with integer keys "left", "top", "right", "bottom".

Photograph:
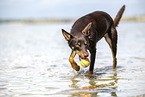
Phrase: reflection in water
[{"left": 70, "top": 67, "right": 118, "bottom": 97}]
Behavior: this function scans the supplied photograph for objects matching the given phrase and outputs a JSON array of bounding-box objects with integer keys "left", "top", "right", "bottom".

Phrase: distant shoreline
[
  {"left": 0, "top": 15, "right": 145, "bottom": 24},
  {"left": 122, "top": 15, "right": 145, "bottom": 21},
  {"left": 0, "top": 18, "right": 74, "bottom": 24}
]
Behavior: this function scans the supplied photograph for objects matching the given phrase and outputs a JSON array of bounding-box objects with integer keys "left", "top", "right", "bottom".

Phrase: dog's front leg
[
  {"left": 69, "top": 51, "right": 80, "bottom": 71},
  {"left": 88, "top": 48, "right": 96, "bottom": 74}
]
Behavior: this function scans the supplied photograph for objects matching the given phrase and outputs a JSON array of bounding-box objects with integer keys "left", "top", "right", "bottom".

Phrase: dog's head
[{"left": 62, "top": 23, "right": 92, "bottom": 60}]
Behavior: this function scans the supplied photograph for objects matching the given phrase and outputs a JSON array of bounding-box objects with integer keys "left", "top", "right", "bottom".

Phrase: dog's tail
[{"left": 114, "top": 5, "right": 125, "bottom": 27}]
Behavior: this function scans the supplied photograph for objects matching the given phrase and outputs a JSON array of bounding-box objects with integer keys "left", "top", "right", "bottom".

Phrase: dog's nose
[{"left": 84, "top": 53, "right": 89, "bottom": 57}]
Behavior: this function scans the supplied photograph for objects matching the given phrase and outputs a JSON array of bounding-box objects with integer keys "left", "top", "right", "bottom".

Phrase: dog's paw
[
  {"left": 88, "top": 70, "right": 93, "bottom": 76},
  {"left": 71, "top": 63, "right": 80, "bottom": 71},
  {"left": 74, "top": 65, "right": 80, "bottom": 71}
]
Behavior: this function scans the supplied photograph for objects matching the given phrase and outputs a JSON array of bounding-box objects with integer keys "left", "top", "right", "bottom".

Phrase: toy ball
[{"left": 80, "top": 58, "right": 89, "bottom": 68}]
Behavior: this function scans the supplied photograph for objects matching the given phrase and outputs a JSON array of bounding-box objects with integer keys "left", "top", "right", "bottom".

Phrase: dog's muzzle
[{"left": 78, "top": 51, "right": 89, "bottom": 61}]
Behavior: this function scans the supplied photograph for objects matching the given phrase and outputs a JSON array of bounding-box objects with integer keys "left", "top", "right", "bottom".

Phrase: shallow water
[{"left": 0, "top": 21, "right": 145, "bottom": 97}]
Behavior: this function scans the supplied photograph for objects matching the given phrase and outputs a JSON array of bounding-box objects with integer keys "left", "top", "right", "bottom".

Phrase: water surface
[{"left": 0, "top": 22, "right": 145, "bottom": 97}]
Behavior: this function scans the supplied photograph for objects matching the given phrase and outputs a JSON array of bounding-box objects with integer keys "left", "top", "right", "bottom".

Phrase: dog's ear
[
  {"left": 82, "top": 22, "right": 92, "bottom": 36},
  {"left": 62, "top": 29, "right": 73, "bottom": 41}
]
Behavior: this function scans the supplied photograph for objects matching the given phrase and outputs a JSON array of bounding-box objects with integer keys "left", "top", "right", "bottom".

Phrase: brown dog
[{"left": 62, "top": 5, "right": 125, "bottom": 74}]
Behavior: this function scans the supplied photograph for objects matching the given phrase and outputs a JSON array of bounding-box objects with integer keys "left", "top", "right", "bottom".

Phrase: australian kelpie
[{"left": 62, "top": 5, "right": 125, "bottom": 74}]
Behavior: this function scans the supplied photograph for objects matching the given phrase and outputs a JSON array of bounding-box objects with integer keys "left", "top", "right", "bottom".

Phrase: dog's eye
[{"left": 84, "top": 42, "right": 87, "bottom": 45}]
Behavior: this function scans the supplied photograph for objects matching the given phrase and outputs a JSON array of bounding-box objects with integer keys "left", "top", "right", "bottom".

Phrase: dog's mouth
[
  {"left": 79, "top": 56, "right": 82, "bottom": 61},
  {"left": 76, "top": 51, "right": 89, "bottom": 61},
  {"left": 79, "top": 56, "right": 88, "bottom": 61}
]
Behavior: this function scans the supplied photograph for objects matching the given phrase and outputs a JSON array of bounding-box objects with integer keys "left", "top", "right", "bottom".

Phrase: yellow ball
[{"left": 80, "top": 58, "right": 89, "bottom": 68}]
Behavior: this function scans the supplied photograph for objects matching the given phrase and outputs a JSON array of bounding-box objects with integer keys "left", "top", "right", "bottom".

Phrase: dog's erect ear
[
  {"left": 82, "top": 22, "right": 92, "bottom": 36},
  {"left": 62, "top": 29, "right": 73, "bottom": 41}
]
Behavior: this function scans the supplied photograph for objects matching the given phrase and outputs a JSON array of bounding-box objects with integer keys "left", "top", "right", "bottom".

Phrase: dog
[{"left": 62, "top": 5, "right": 125, "bottom": 74}]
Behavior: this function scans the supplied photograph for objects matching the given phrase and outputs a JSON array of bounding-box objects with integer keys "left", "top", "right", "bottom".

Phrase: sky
[{"left": 0, "top": 0, "right": 145, "bottom": 19}]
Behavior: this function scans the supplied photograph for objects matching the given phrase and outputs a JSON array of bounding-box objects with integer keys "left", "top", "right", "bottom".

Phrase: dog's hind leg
[
  {"left": 69, "top": 51, "right": 80, "bottom": 71},
  {"left": 104, "top": 26, "right": 118, "bottom": 69},
  {"left": 111, "top": 26, "right": 118, "bottom": 69}
]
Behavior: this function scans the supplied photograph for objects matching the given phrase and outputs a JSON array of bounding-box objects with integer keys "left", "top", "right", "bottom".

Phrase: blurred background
[
  {"left": 0, "top": 0, "right": 145, "bottom": 21},
  {"left": 0, "top": 0, "right": 145, "bottom": 97}
]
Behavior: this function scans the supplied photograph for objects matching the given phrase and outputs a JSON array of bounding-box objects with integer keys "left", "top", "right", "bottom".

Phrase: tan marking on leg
[{"left": 69, "top": 51, "right": 80, "bottom": 71}]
